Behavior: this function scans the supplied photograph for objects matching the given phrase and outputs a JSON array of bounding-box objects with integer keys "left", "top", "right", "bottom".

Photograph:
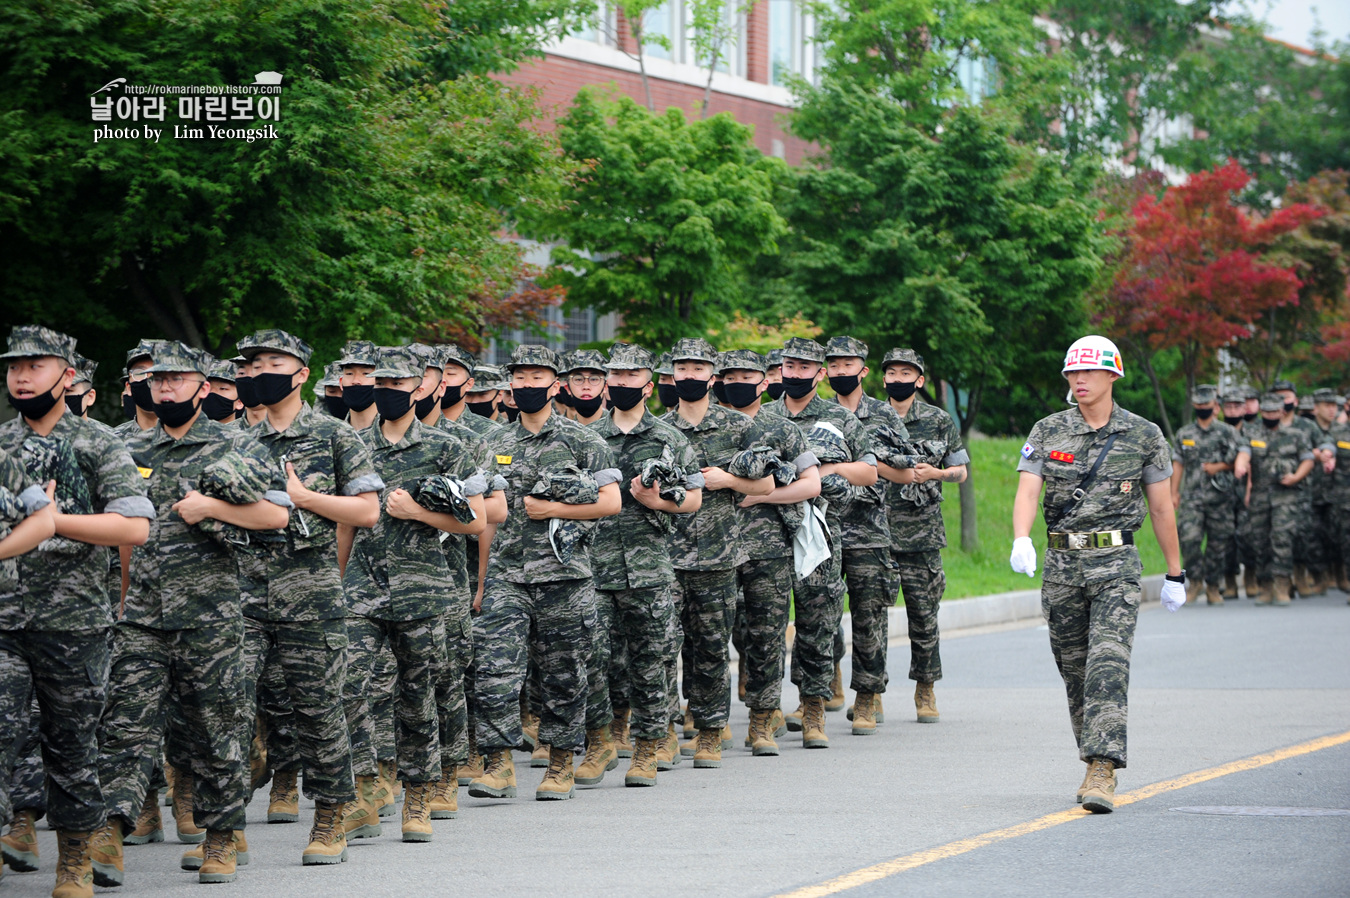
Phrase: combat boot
[
  {"left": 51, "top": 831, "right": 94, "bottom": 898},
  {"left": 521, "top": 709, "right": 541, "bottom": 752},
  {"left": 1075, "top": 763, "right": 1091, "bottom": 803},
  {"left": 1274, "top": 576, "right": 1293, "bottom": 606},
  {"left": 180, "top": 831, "right": 248, "bottom": 871},
  {"left": 267, "top": 769, "right": 299, "bottom": 824},
  {"left": 1080, "top": 758, "right": 1117, "bottom": 813},
  {"left": 467, "top": 750, "right": 517, "bottom": 799},
  {"left": 535, "top": 747, "right": 575, "bottom": 801},
  {"left": 737, "top": 654, "right": 747, "bottom": 703},
  {"left": 197, "top": 830, "right": 236, "bottom": 884},
  {"left": 1222, "top": 572, "right": 1239, "bottom": 600},
  {"left": 1306, "top": 570, "right": 1327, "bottom": 597},
  {"left": 692, "top": 727, "right": 723, "bottom": 768},
  {"left": 458, "top": 749, "right": 484, "bottom": 785},
  {"left": 1337, "top": 560, "right": 1350, "bottom": 593},
  {"left": 1292, "top": 564, "right": 1310, "bottom": 596},
  {"left": 88, "top": 822, "right": 122, "bottom": 888},
  {"left": 400, "top": 781, "right": 434, "bottom": 842},
  {"left": 3, "top": 809, "right": 41, "bottom": 871},
  {"left": 847, "top": 695, "right": 885, "bottom": 724},
  {"left": 124, "top": 789, "right": 163, "bottom": 845},
  {"left": 1243, "top": 568, "right": 1259, "bottom": 598},
  {"left": 163, "top": 764, "right": 176, "bottom": 808},
  {"left": 249, "top": 717, "right": 269, "bottom": 794},
  {"left": 530, "top": 742, "right": 551, "bottom": 768},
  {"left": 747, "top": 708, "right": 779, "bottom": 756},
  {"left": 826, "top": 663, "right": 846, "bottom": 712},
  {"left": 654, "top": 723, "right": 681, "bottom": 771},
  {"left": 301, "top": 801, "right": 347, "bottom": 866},
  {"left": 851, "top": 692, "right": 878, "bottom": 736},
  {"left": 1185, "top": 579, "right": 1203, "bottom": 605},
  {"left": 682, "top": 705, "right": 696, "bottom": 740},
  {"left": 624, "top": 738, "right": 660, "bottom": 786},
  {"left": 340, "top": 775, "right": 383, "bottom": 840},
  {"left": 770, "top": 707, "right": 789, "bottom": 736},
  {"left": 1206, "top": 585, "right": 1224, "bottom": 606},
  {"left": 428, "top": 766, "right": 458, "bottom": 819},
  {"left": 785, "top": 698, "right": 804, "bottom": 733},
  {"left": 611, "top": 708, "right": 633, "bottom": 759},
  {"left": 574, "top": 727, "right": 618, "bottom": 786},
  {"left": 915, "top": 681, "right": 940, "bottom": 723},
  {"left": 171, "top": 775, "right": 204, "bottom": 844},
  {"left": 372, "top": 761, "right": 395, "bottom": 817},
  {"left": 801, "top": 696, "right": 829, "bottom": 749}
]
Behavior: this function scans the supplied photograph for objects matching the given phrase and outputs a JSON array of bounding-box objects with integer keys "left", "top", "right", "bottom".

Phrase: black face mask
[
  {"left": 373, "top": 387, "right": 415, "bottom": 420},
  {"left": 322, "top": 395, "right": 349, "bottom": 418},
  {"left": 503, "top": 406, "right": 520, "bottom": 423},
  {"left": 440, "top": 383, "right": 463, "bottom": 408},
  {"left": 1300, "top": 410, "right": 1315, "bottom": 419},
  {"left": 415, "top": 392, "right": 441, "bottom": 420},
  {"left": 780, "top": 376, "right": 817, "bottom": 400},
  {"left": 555, "top": 388, "right": 573, "bottom": 408},
  {"left": 7, "top": 378, "right": 63, "bottom": 420},
  {"left": 202, "top": 393, "right": 237, "bottom": 421},
  {"left": 765, "top": 382, "right": 786, "bottom": 401},
  {"left": 828, "top": 374, "right": 860, "bottom": 396},
  {"left": 1195, "top": 406, "right": 1214, "bottom": 420},
  {"left": 154, "top": 394, "right": 201, "bottom": 429},
  {"left": 130, "top": 377, "right": 156, "bottom": 412},
  {"left": 723, "top": 382, "right": 761, "bottom": 409},
  {"left": 607, "top": 384, "right": 647, "bottom": 411},
  {"left": 886, "top": 381, "right": 918, "bottom": 402},
  {"left": 712, "top": 381, "right": 728, "bottom": 404},
  {"left": 467, "top": 399, "right": 496, "bottom": 419},
  {"left": 1283, "top": 401, "right": 1296, "bottom": 413},
  {"left": 343, "top": 383, "right": 375, "bottom": 412},
  {"left": 122, "top": 393, "right": 137, "bottom": 420},
  {"left": 1261, "top": 416, "right": 1281, "bottom": 429},
  {"left": 512, "top": 386, "right": 553, "bottom": 415},
  {"left": 572, "top": 394, "right": 604, "bottom": 418},
  {"left": 1244, "top": 412, "right": 1257, "bottom": 423},
  {"left": 657, "top": 383, "right": 680, "bottom": 408},
  {"left": 65, "top": 394, "right": 87, "bottom": 417},
  {"left": 675, "top": 379, "right": 709, "bottom": 402},
  {"left": 234, "top": 376, "right": 261, "bottom": 409},
  {"left": 253, "top": 372, "right": 300, "bottom": 407}
]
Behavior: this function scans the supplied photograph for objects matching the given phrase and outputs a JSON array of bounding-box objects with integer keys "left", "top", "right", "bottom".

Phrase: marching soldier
[
  {"left": 1169, "top": 385, "right": 1242, "bottom": 606},
  {"left": 1244, "top": 392, "right": 1317, "bottom": 605}
]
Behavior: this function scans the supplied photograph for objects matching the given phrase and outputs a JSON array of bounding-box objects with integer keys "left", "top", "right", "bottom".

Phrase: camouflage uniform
[
  {"left": 0, "top": 328, "right": 154, "bottom": 833},
  {"left": 234, "top": 329, "right": 386, "bottom": 804},
  {"left": 1171, "top": 386, "right": 1242, "bottom": 589},
  {"left": 475, "top": 346, "right": 620, "bottom": 754},
  {"left": 1016, "top": 401, "right": 1172, "bottom": 768},
  {"left": 1325, "top": 418, "right": 1350, "bottom": 582},
  {"left": 1306, "top": 389, "right": 1342, "bottom": 585},
  {"left": 1223, "top": 387, "right": 1260, "bottom": 586},
  {"left": 1244, "top": 398, "right": 1317, "bottom": 583},
  {"left": 760, "top": 338, "right": 874, "bottom": 700},
  {"left": 99, "top": 341, "right": 288, "bottom": 833}
]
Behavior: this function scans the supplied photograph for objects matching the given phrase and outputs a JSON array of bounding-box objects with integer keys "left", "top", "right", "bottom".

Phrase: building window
[
  {"left": 644, "top": 1, "right": 679, "bottom": 61},
  {"left": 574, "top": 3, "right": 617, "bottom": 48},
  {"left": 769, "top": 0, "right": 813, "bottom": 86}
]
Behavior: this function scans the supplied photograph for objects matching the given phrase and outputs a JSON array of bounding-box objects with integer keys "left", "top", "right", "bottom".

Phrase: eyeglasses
[
  {"left": 568, "top": 374, "right": 605, "bottom": 387},
  {"left": 128, "top": 370, "right": 152, "bottom": 383},
  {"left": 149, "top": 374, "right": 204, "bottom": 389}
]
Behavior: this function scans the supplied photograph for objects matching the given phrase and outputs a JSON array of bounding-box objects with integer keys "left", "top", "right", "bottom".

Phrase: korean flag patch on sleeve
[{"left": 1020, "top": 442, "right": 1035, "bottom": 460}]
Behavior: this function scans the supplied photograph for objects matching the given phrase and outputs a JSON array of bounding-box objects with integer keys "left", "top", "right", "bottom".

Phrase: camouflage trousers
[
  {"left": 600, "top": 585, "right": 676, "bottom": 740},
  {"left": 1178, "top": 496, "right": 1236, "bottom": 587},
  {"left": 1224, "top": 500, "right": 1253, "bottom": 577},
  {"left": 8, "top": 697, "right": 45, "bottom": 819},
  {"left": 474, "top": 579, "right": 595, "bottom": 753},
  {"left": 584, "top": 593, "right": 614, "bottom": 734},
  {"left": 1245, "top": 490, "right": 1302, "bottom": 581},
  {"left": 435, "top": 611, "right": 472, "bottom": 769},
  {"left": 97, "top": 620, "right": 248, "bottom": 832},
  {"left": 343, "top": 615, "right": 444, "bottom": 784},
  {"left": 1309, "top": 502, "right": 1337, "bottom": 577},
  {"left": 608, "top": 610, "right": 631, "bottom": 714},
  {"left": 371, "top": 647, "right": 397, "bottom": 763},
  {"left": 1041, "top": 575, "right": 1139, "bottom": 769},
  {"left": 789, "top": 525, "right": 846, "bottom": 699},
  {"left": 734, "top": 558, "right": 793, "bottom": 711},
  {"left": 671, "top": 568, "right": 738, "bottom": 730},
  {"left": 893, "top": 550, "right": 945, "bottom": 684},
  {"left": 0, "top": 629, "right": 110, "bottom": 831},
  {"left": 842, "top": 548, "right": 901, "bottom": 694},
  {"left": 242, "top": 617, "right": 354, "bottom": 804},
  {"left": 257, "top": 650, "right": 300, "bottom": 775}
]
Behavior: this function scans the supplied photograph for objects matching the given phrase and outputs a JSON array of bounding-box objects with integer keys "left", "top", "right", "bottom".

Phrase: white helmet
[{"left": 1062, "top": 335, "right": 1125, "bottom": 378}]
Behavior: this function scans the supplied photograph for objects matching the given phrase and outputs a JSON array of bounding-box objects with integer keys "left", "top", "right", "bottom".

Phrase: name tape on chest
[
  {"left": 1250, "top": 440, "right": 1267, "bottom": 449},
  {"left": 136, "top": 466, "right": 153, "bottom": 479},
  {"left": 1338, "top": 441, "right": 1350, "bottom": 450},
  {"left": 1048, "top": 450, "right": 1075, "bottom": 464},
  {"left": 1181, "top": 439, "right": 1196, "bottom": 447},
  {"left": 495, "top": 455, "right": 512, "bottom": 465}
]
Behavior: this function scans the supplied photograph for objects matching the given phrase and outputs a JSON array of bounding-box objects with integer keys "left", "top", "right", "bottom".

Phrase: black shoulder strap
[{"left": 1062, "top": 431, "right": 1120, "bottom": 515}]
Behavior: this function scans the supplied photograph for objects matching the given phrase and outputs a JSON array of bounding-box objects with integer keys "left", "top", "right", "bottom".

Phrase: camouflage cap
[
  {"left": 882, "top": 347, "right": 926, "bottom": 374},
  {"left": 1258, "top": 392, "right": 1286, "bottom": 413},
  {"left": 371, "top": 345, "right": 422, "bottom": 380},
  {"left": 564, "top": 349, "right": 609, "bottom": 375},
  {"left": 654, "top": 352, "right": 674, "bottom": 376},
  {"left": 781, "top": 337, "right": 826, "bottom": 364},
  {"left": 1271, "top": 379, "right": 1297, "bottom": 394},
  {"left": 669, "top": 337, "right": 719, "bottom": 365},
  {"left": 1298, "top": 394, "right": 1315, "bottom": 411},
  {"left": 470, "top": 364, "right": 508, "bottom": 391},
  {"left": 1219, "top": 389, "right": 1246, "bottom": 405},
  {"left": 236, "top": 329, "right": 313, "bottom": 365},
  {"left": 315, "top": 362, "right": 342, "bottom": 390},
  {"left": 207, "top": 358, "right": 236, "bottom": 383},
  {"left": 72, "top": 354, "right": 98, "bottom": 386},
  {"left": 0, "top": 326, "right": 77, "bottom": 365},
  {"left": 146, "top": 341, "right": 211, "bottom": 377},
  {"left": 337, "top": 340, "right": 378, "bottom": 368},
  {"left": 765, "top": 349, "right": 783, "bottom": 369},
  {"left": 824, "top": 336, "right": 869, "bottom": 361},
  {"left": 718, "top": 349, "right": 767, "bottom": 374},
  {"left": 1313, "top": 388, "right": 1343, "bottom": 405},
  {"left": 606, "top": 342, "right": 654, "bottom": 371},
  {"left": 1241, "top": 385, "right": 1260, "bottom": 402},
  {"left": 439, "top": 345, "right": 476, "bottom": 375},
  {"left": 125, "top": 338, "right": 165, "bottom": 368},
  {"left": 505, "top": 344, "right": 562, "bottom": 374},
  {"left": 1190, "top": 384, "right": 1218, "bottom": 404},
  {"left": 406, "top": 342, "right": 443, "bottom": 372}
]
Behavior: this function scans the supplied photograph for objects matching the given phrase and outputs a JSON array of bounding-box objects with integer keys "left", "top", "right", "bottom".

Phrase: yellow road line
[{"left": 772, "top": 729, "right": 1350, "bottom": 898}]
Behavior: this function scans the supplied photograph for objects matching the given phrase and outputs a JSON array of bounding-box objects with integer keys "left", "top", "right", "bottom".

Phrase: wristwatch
[{"left": 1165, "top": 570, "right": 1186, "bottom": 584}]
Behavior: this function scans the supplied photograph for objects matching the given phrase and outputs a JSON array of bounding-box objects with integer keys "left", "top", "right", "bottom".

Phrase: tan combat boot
[
  {"left": 1206, "top": 585, "right": 1224, "bottom": 606},
  {"left": 692, "top": 727, "right": 722, "bottom": 768},
  {"left": 682, "top": 705, "right": 696, "bottom": 740},
  {"left": 770, "top": 707, "right": 789, "bottom": 736},
  {"left": 611, "top": 708, "right": 634, "bottom": 759},
  {"left": 372, "top": 760, "right": 395, "bottom": 817},
  {"left": 535, "top": 747, "right": 575, "bottom": 801},
  {"left": 521, "top": 709, "right": 541, "bottom": 752},
  {"left": 267, "top": 768, "right": 299, "bottom": 824},
  {"left": 301, "top": 801, "right": 347, "bottom": 866},
  {"left": 826, "top": 663, "right": 846, "bottom": 712},
  {"left": 429, "top": 765, "right": 459, "bottom": 819},
  {"left": 747, "top": 708, "right": 779, "bottom": 756},
  {"left": 468, "top": 750, "right": 517, "bottom": 799},
  {"left": 1274, "top": 576, "right": 1293, "bottom": 606},
  {"left": 125, "top": 787, "right": 163, "bottom": 844},
  {"left": 1222, "top": 572, "right": 1239, "bottom": 600},
  {"left": 458, "top": 749, "right": 485, "bottom": 785},
  {"left": 163, "top": 763, "right": 176, "bottom": 808},
  {"left": 401, "top": 781, "right": 434, "bottom": 842},
  {"left": 3, "top": 809, "right": 40, "bottom": 871},
  {"left": 1243, "top": 568, "right": 1260, "bottom": 599},
  {"left": 340, "top": 775, "right": 383, "bottom": 840},
  {"left": 180, "top": 830, "right": 248, "bottom": 871},
  {"left": 846, "top": 695, "right": 885, "bottom": 724},
  {"left": 1185, "top": 579, "right": 1203, "bottom": 605},
  {"left": 1080, "top": 758, "right": 1118, "bottom": 813},
  {"left": 197, "top": 830, "right": 237, "bottom": 884},
  {"left": 785, "top": 696, "right": 804, "bottom": 733},
  {"left": 851, "top": 692, "right": 878, "bottom": 736},
  {"left": 1337, "top": 561, "right": 1350, "bottom": 593},
  {"left": 624, "top": 737, "right": 660, "bottom": 787},
  {"left": 1075, "top": 763, "right": 1091, "bottom": 803},
  {"left": 915, "top": 681, "right": 940, "bottom": 723},
  {"left": 1255, "top": 580, "right": 1274, "bottom": 605},
  {"left": 530, "top": 742, "right": 551, "bottom": 768},
  {"left": 1307, "top": 570, "right": 1328, "bottom": 597},
  {"left": 170, "top": 772, "right": 204, "bottom": 845},
  {"left": 801, "top": 696, "right": 829, "bottom": 749},
  {"left": 88, "top": 822, "right": 122, "bottom": 888},
  {"left": 575, "top": 727, "right": 618, "bottom": 786},
  {"left": 51, "top": 831, "right": 95, "bottom": 898},
  {"left": 654, "top": 722, "right": 681, "bottom": 771}
]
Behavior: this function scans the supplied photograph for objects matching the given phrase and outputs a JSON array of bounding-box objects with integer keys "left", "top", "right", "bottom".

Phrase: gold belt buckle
[{"left": 1068, "top": 532, "right": 1089, "bottom": 550}]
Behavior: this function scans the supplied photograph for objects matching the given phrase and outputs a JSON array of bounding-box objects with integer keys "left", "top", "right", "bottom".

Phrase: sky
[{"left": 1254, "top": 0, "right": 1350, "bottom": 48}]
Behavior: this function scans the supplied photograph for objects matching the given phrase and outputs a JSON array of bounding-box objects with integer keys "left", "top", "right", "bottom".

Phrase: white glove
[
  {"left": 1009, "top": 536, "right": 1037, "bottom": 578},
  {"left": 1160, "top": 578, "right": 1186, "bottom": 612}
]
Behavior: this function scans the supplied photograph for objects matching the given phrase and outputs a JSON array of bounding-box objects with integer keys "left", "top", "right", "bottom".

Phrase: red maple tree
[{"left": 418, "top": 261, "right": 566, "bottom": 356}]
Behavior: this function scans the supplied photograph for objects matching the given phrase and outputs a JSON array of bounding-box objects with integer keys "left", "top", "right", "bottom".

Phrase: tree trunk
[{"left": 1139, "top": 351, "right": 1174, "bottom": 443}]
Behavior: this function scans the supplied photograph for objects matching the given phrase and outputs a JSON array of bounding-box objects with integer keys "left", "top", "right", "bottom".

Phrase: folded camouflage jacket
[
  {"left": 413, "top": 474, "right": 478, "bottom": 524},
  {"left": 530, "top": 465, "right": 598, "bottom": 565}
]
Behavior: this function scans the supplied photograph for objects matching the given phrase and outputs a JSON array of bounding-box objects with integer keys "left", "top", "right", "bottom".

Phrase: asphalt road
[{"left": 7, "top": 589, "right": 1349, "bottom": 898}]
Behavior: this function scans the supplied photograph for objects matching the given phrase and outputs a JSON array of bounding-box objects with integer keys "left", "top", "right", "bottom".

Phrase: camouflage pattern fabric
[
  {"left": 891, "top": 549, "right": 944, "bottom": 683},
  {"left": 599, "top": 586, "right": 675, "bottom": 741},
  {"left": 1244, "top": 422, "right": 1314, "bottom": 581},
  {"left": 661, "top": 404, "right": 758, "bottom": 572},
  {"left": 739, "top": 415, "right": 816, "bottom": 562},
  {"left": 414, "top": 474, "right": 478, "bottom": 524},
  {"left": 0, "top": 325, "right": 78, "bottom": 365},
  {"left": 236, "top": 329, "right": 314, "bottom": 366},
  {"left": 1327, "top": 423, "right": 1350, "bottom": 578},
  {"left": 6, "top": 698, "right": 46, "bottom": 820},
  {"left": 369, "top": 646, "right": 398, "bottom": 767},
  {"left": 436, "top": 609, "right": 473, "bottom": 770},
  {"left": 887, "top": 400, "right": 968, "bottom": 553},
  {"left": 735, "top": 556, "right": 794, "bottom": 711},
  {"left": 671, "top": 568, "right": 739, "bottom": 729},
  {"left": 192, "top": 451, "right": 274, "bottom": 547},
  {"left": 638, "top": 452, "right": 690, "bottom": 508},
  {"left": 529, "top": 465, "right": 599, "bottom": 566},
  {"left": 832, "top": 393, "right": 902, "bottom": 551},
  {"left": 1172, "top": 417, "right": 1242, "bottom": 588},
  {"left": 842, "top": 547, "right": 902, "bottom": 693}
]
